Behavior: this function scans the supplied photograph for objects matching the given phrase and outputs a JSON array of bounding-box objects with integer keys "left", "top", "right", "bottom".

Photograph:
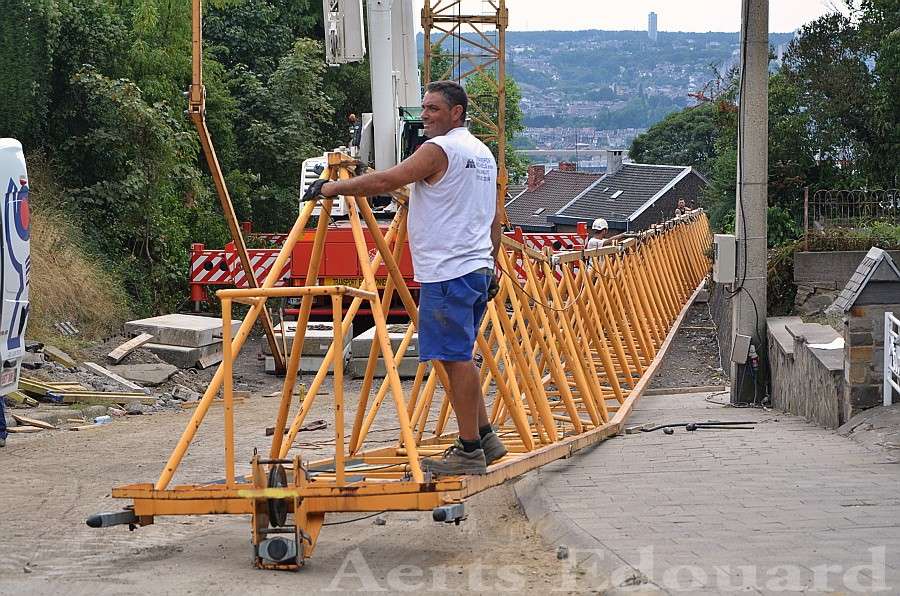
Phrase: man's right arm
[{"left": 314, "top": 143, "right": 448, "bottom": 199}]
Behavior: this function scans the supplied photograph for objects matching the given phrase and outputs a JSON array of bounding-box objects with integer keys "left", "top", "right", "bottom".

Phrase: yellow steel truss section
[{"left": 102, "top": 153, "right": 712, "bottom": 570}]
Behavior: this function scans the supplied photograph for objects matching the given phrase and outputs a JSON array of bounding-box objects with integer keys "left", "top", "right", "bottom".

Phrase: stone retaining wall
[
  {"left": 793, "top": 250, "right": 900, "bottom": 315},
  {"left": 768, "top": 317, "right": 845, "bottom": 428},
  {"left": 842, "top": 303, "right": 896, "bottom": 420}
]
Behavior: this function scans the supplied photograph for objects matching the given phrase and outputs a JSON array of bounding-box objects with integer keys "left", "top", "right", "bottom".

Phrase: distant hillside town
[{"left": 495, "top": 27, "right": 795, "bottom": 163}]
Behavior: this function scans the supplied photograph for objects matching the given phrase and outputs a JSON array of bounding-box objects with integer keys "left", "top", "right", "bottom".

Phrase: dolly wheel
[{"left": 267, "top": 464, "right": 288, "bottom": 527}]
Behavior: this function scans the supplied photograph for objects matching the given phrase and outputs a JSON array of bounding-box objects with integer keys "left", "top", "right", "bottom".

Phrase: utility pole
[{"left": 731, "top": 0, "right": 768, "bottom": 404}]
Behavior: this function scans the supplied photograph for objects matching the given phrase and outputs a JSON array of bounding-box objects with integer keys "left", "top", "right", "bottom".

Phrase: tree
[
  {"left": 423, "top": 44, "right": 454, "bottom": 84},
  {"left": 629, "top": 102, "right": 718, "bottom": 175},
  {"left": 0, "top": 0, "right": 59, "bottom": 148},
  {"left": 62, "top": 67, "right": 220, "bottom": 310},
  {"left": 0, "top": 0, "right": 377, "bottom": 316},
  {"left": 205, "top": 0, "right": 318, "bottom": 77},
  {"left": 858, "top": 0, "right": 900, "bottom": 187},
  {"left": 766, "top": 72, "right": 818, "bottom": 217},
  {"left": 323, "top": 60, "right": 372, "bottom": 145},
  {"left": 702, "top": 71, "right": 818, "bottom": 237},
  {"left": 702, "top": 97, "right": 738, "bottom": 232},
  {"left": 464, "top": 72, "right": 528, "bottom": 182},
  {"left": 225, "top": 39, "right": 334, "bottom": 230},
  {"left": 46, "top": 0, "right": 134, "bottom": 151},
  {"left": 781, "top": 3, "right": 900, "bottom": 187}
]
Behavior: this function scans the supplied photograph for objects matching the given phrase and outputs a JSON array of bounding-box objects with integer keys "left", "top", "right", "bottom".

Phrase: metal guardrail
[{"left": 804, "top": 188, "right": 900, "bottom": 238}]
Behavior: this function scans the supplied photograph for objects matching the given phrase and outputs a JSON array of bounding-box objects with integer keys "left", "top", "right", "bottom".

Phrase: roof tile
[
  {"left": 826, "top": 247, "right": 900, "bottom": 313},
  {"left": 554, "top": 164, "right": 690, "bottom": 222},
  {"left": 505, "top": 170, "right": 602, "bottom": 228}
]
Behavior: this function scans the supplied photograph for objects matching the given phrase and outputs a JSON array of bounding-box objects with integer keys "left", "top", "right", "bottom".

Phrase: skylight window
[
  {"left": 533, "top": 207, "right": 546, "bottom": 215},
  {"left": 610, "top": 190, "right": 623, "bottom": 199}
]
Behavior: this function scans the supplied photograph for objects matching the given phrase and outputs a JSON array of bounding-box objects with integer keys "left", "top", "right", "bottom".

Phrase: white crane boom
[{"left": 321, "top": 0, "right": 421, "bottom": 170}]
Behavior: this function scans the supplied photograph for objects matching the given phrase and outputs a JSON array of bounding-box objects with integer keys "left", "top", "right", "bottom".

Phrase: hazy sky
[{"left": 413, "top": 0, "right": 846, "bottom": 33}]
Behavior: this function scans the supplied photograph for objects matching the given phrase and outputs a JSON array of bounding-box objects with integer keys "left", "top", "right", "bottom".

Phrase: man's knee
[{"left": 439, "top": 359, "right": 474, "bottom": 373}]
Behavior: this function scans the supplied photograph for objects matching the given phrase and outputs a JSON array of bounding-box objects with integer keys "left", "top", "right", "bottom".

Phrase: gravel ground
[
  {"left": 1, "top": 335, "right": 575, "bottom": 595},
  {"left": 1, "top": 298, "right": 724, "bottom": 594},
  {"left": 648, "top": 302, "right": 729, "bottom": 390}
]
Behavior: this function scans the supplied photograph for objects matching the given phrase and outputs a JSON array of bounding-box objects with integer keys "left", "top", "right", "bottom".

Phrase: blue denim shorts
[{"left": 418, "top": 269, "right": 491, "bottom": 362}]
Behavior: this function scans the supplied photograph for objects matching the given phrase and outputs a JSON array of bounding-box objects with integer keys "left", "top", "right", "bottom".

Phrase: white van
[{"left": 0, "top": 139, "right": 31, "bottom": 395}]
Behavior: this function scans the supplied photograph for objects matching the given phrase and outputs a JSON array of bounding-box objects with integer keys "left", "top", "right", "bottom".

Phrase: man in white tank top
[{"left": 306, "top": 81, "right": 506, "bottom": 475}]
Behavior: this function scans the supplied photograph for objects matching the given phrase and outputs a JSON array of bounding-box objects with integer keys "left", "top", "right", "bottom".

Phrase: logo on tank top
[
  {"left": 465, "top": 159, "right": 476, "bottom": 168},
  {"left": 475, "top": 157, "right": 494, "bottom": 182}
]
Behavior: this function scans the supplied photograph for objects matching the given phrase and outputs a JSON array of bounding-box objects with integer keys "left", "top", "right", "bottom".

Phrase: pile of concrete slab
[
  {"left": 124, "top": 314, "right": 240, "bottom": 369},
  {"left": 263, "top": 321, "right": 352, "bottom": 374},
  {"left": 349, "top": 324, "right": 422, "bottom": 378}
]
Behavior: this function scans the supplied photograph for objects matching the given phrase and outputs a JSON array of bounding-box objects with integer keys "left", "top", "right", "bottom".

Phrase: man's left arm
[
  {"left": 490, "top": 208, "right": 502, "bottom": 261},
  {"left": 487, "top": 208, "right": 503, "bottom": 300}
]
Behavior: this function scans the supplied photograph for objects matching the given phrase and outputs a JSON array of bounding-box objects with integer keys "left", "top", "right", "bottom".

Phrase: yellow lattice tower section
[{"left": 422, "top": 0, "right": 509, "bottom": 222}]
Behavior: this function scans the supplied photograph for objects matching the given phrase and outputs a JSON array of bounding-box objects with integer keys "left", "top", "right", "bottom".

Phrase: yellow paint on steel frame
[{"left": 108, "top": 152, "right": 712, "bottom": 565}]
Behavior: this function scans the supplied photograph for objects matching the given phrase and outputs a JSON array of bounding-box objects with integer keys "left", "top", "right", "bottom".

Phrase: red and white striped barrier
[
  {"left": 523, "top": 233, "right": 583, "bottom": 252},
  {"left": 190, "top": 248, "right": 231, "bottom": 285},
  {"left": 224, "top": 243, "right": 291, "bottom": 288},
  {"left": 188, "top": 229, "right": 587, "bottom": 304},
  {"left": 510, "top": 232, "right": 585, "bottom": 282},
  {"left": 189, "top": 243, "right": 289, "bottom": 304}
]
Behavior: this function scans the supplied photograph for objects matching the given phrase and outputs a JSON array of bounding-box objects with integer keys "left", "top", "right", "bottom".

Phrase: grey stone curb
[{"left": 514, "top": 469, "right": 667, "bottom": 595}]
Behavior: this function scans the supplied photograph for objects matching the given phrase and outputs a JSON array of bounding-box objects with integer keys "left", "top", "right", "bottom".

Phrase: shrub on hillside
[{"left": 26, "top": 153, "right": 132, "bottom": 342}]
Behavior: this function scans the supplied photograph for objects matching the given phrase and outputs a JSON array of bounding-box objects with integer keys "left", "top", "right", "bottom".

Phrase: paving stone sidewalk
[{"left": 515, "top": 392, "right": 900, "bottom": 594}]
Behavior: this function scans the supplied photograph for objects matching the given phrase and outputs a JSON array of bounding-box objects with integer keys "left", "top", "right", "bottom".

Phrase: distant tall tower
[{"left": 648, "top": 12, "right": 658, "bottom": 42}]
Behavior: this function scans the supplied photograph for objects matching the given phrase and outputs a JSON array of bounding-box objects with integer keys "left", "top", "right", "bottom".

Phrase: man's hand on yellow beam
[
  {"left": 302, "top": 179, "right": 328, "bottom": 202},
  {"left": 319, "top": 143, "right": 447, "bottom": 198}
]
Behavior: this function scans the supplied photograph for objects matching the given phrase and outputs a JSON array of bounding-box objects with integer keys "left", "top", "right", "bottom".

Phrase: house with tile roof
[
  {"left": 506, "top": 182, "right": 527, "bottom": 201},
  {"left": 504, "top": 151, "right": 708, "bottom": 233},
  {"left": 504, "top": 163, "right": 602, "bottom": 232},
  {"left": 548, "top": 158, "right": 708, "bottom": 232}
]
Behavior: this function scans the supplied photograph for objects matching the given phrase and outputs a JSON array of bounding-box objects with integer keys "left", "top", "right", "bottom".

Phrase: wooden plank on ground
[
  {"left": 5, "top": 391, "right": 39, "bottom": 406},
  {"left": 82, "top": 362, "right": 147, "bottom": 393},
  {"left": 181, "top": 397, "right": 246, "bottom": 409},
  {"left": 7, "top": 425, "right": 43, "bottom": 433},
  {"left": 11, "top": 414, "right": 56, "bottom": 430},
  {"left": 19, "top": 377, "right": 54, "bottom": 396},
  {"left": 107, "top": 333, "right": 154, "bottom": 364},
  {"left": 56, "top": 392, "right": 156, "bottom": 405},
  {"left": 46, "top": 382, "right": 88, "bottom": 391},
  {"left": 44, "top": 346, "right": 77, "bottom": 368},
  {"left": 56, "top": 390, "right": 152, "bottom": 398}
]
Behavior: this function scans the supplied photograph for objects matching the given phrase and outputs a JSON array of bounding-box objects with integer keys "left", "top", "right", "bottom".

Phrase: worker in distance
[
  {"left": 585, "top": 217, "right": 626, "bottom": 249},
  {"left": 303, "top": 80, "right": 506, "bottom": 476},
  {"left": 586, "top": 218, "right": 610, "bottom": 250}
]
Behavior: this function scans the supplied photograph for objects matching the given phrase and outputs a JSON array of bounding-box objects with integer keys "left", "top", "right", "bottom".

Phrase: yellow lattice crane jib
[{"left": 88, "top": 150, "right": 712, "bottom": 570}]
